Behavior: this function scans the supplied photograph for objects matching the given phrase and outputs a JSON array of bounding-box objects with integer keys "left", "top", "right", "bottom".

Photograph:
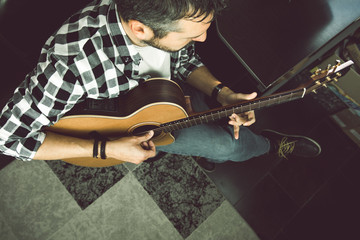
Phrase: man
[{"left": 0, "top": 0, "right": 320, "bottom": 171}]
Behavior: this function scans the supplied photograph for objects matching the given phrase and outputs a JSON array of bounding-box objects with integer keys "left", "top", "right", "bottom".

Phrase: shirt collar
[{"left": 106, "top": 2, "right": 141, "bottom": 65}]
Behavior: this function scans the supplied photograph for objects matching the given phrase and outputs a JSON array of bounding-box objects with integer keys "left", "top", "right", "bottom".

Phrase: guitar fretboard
[{"left": 153, "top": 88, "right": 306, "bottom": 134}]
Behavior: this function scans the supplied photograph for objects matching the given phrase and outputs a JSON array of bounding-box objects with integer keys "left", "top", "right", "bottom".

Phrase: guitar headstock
[{"left": 304, "top": 60, "right": 354, "bottom": 94}]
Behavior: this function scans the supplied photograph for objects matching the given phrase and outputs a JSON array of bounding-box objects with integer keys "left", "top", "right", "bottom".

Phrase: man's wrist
[
  {"left": 211, "top": 83, "right": 224, "bottom": 101},
  {"left": 215, "top": 85, "right": 234, "bottom": 105}
]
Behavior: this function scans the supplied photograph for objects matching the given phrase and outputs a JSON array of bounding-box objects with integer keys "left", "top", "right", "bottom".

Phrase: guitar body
[{"left": 47, "top": 78, "right": 188, "bottom": 167}]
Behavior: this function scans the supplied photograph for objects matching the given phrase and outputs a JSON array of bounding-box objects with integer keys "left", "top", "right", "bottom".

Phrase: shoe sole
[
  {"left": 262, "top": 129, "right": 322, "bottom": 157},
  {"left": 200, "top": 167, "right": 216, "bottom": 173},
  {"left": 193, "top": 156, "right": 216, "bottom": 173}
]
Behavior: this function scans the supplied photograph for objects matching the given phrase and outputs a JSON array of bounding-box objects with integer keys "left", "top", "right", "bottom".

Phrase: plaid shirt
[{"left": 0, "top": 0, "right": 203, "bottom": 161}]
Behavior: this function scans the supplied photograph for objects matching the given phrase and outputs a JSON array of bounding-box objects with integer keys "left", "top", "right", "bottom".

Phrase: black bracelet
[
  {"left": 93, "top": 138, "right": 99, "bottom": 158},
  {"left": 100, "top": 140, "right": 107, "bottom": 159},
  {"left": 211, "top": 83, "right": 224, "bottom": 101}
]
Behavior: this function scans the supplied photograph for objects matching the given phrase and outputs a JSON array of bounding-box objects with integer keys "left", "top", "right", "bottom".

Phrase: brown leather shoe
[{"left": 261, "top": 129, "right": 321, "bottom": 159}]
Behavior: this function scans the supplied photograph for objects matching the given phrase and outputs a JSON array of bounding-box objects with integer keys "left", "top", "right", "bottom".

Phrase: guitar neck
[{"left": 154, "top": 87, "right": 306, "bottom": 135}]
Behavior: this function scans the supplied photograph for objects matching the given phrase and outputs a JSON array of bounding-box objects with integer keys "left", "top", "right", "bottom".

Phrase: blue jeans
[{"left": 157, "top": 83, "right": 270, "bottom": 163}]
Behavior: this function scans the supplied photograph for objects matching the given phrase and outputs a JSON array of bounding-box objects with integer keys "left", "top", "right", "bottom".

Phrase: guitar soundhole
[{"left": 132, "top": 125, "right": 161, "bottom": 137}]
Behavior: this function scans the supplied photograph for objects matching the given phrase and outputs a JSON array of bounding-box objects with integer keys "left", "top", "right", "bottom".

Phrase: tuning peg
[
  {"left": 333, "top": 78, "right": 338, "bottom": 82},
  {"left": 315, "top": 80, "right": 321, "bottom": 85},
  {"left": 322, "top": 83, "right": 328, "bottom": 88},
  {"left": 312, "top": 89, "right": 317, "bottom": 94},
  {"left": 315, "top": 68, "right": 322, "bottom": 75},
  {"left": 336, "top": 72, "right": 342, "bottom": 77},
  {"left": 333, "top": 60, "right": 341, "bottom": 69}
]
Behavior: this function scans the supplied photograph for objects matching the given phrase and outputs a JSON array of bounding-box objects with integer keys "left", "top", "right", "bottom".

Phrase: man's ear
[{"left": 128, "top": 20, "right": 153, "bottom": 40}]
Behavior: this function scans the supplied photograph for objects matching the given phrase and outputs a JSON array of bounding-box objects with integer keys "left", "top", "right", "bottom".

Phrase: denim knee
[{"left": 208, "top": 126, "right": 270, "bottom": 163}]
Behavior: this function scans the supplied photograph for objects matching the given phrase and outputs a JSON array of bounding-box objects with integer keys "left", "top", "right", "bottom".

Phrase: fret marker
[{"left": 301, "top": 88, "right": 306, "bottom": 98}]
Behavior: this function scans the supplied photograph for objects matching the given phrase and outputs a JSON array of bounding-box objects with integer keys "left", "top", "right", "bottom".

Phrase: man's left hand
[{"left": 219, "top": 91, "right": 257, "bottom": 139}]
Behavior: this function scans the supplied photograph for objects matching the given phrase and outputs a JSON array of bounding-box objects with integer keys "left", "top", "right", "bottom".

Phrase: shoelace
[{"left": 277, "top": 137, "right": 296, "bottom": 159}]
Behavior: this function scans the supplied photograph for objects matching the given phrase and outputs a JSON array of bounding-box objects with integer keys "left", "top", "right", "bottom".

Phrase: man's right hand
[{"left": 106, "top": 130, "right": 156, "bottom": 164}]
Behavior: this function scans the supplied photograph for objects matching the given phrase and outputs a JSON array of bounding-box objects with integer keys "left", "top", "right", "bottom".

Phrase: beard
[{"left": 142, "top": 37, "right": 194, "bottom": 53}]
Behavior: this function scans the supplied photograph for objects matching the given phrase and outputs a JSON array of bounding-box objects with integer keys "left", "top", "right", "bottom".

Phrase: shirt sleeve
[
  {"left": 172, "top": 43, "right": 204, "bottom": 81},
  {"left": 0, "top": 53, "right": 85, "bottom": 161}
]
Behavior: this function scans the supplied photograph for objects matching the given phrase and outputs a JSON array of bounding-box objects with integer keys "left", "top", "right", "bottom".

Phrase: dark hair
[{"left": 114, "top": 0, "right": 227, "bottom": 38}]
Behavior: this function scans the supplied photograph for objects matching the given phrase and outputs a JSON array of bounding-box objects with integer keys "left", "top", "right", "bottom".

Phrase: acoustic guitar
[{"left": 47, "top": 60, "right": 354, "bottom": 167}]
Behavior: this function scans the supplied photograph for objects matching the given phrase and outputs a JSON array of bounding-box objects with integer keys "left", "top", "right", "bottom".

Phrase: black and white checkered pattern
[{"left": 0, "top": 0, "right": 203, "bottom": 161}]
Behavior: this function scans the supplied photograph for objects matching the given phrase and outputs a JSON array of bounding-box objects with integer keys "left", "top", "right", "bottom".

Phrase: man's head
[{"left": 114, "top": 0, "right": 227, "bottom": 51}]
